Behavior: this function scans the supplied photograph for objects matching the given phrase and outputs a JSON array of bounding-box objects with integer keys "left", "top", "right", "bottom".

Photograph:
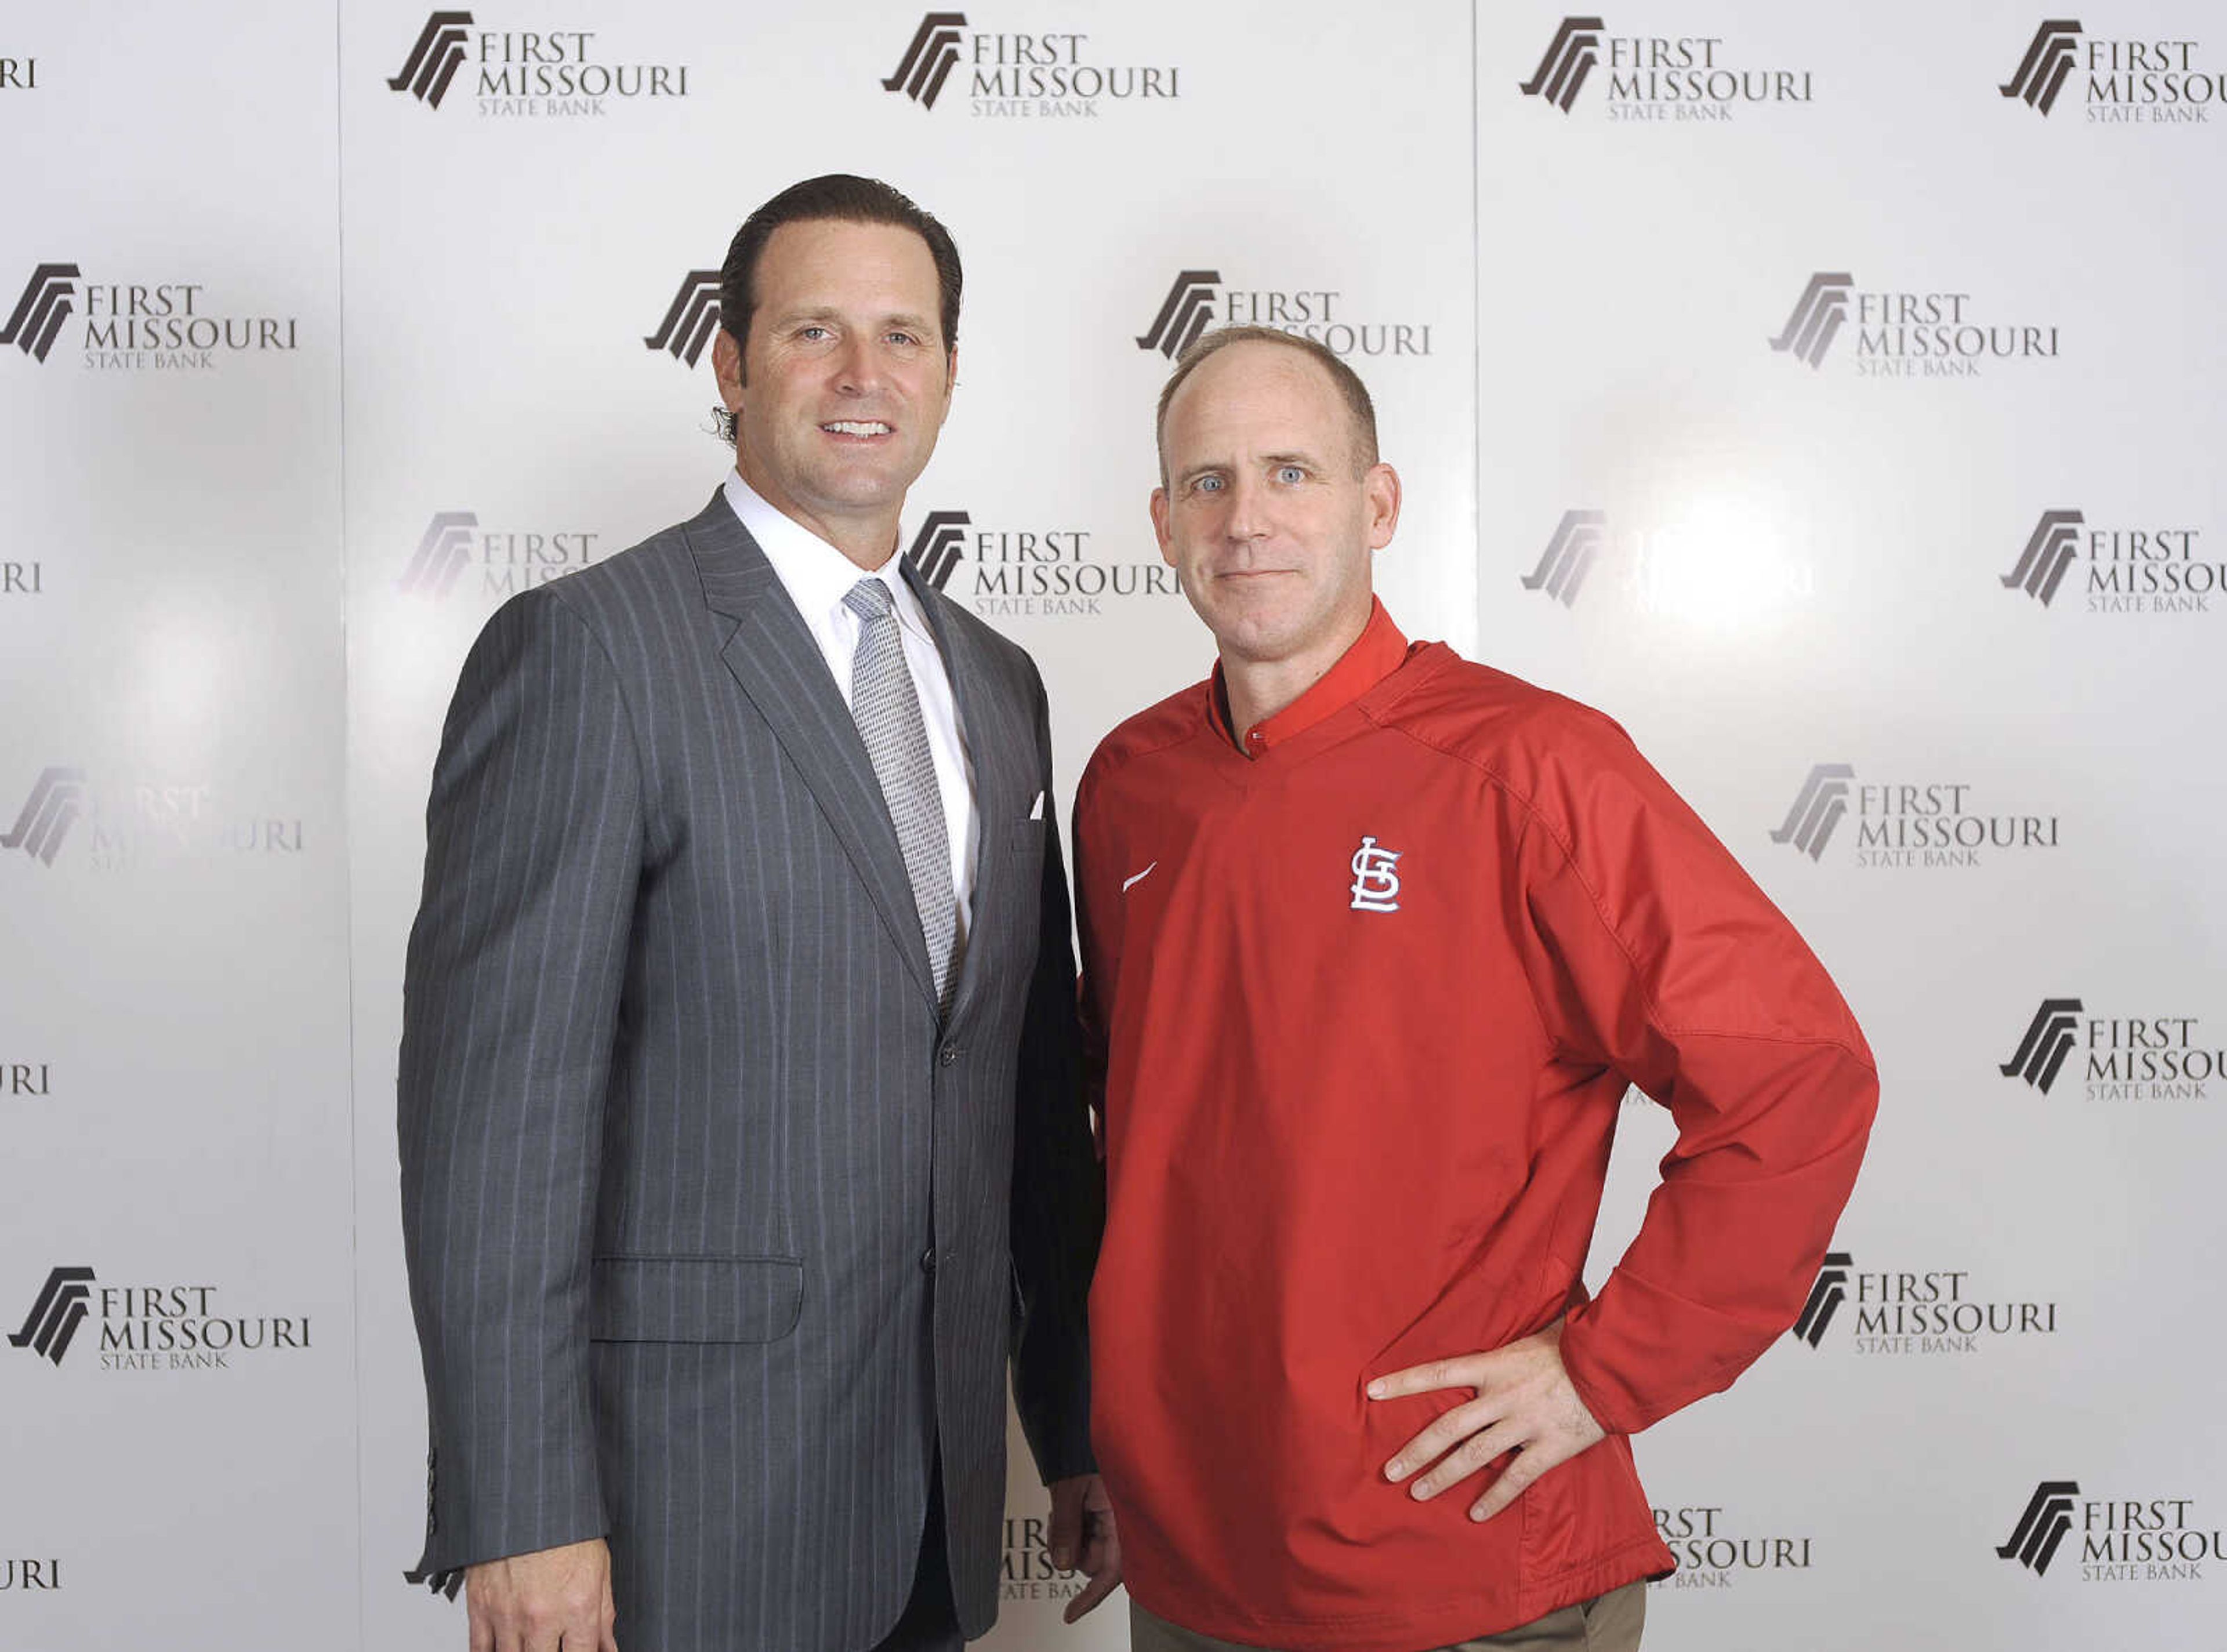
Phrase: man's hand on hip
[
  {"left": 465, "top": 1537, "right": 618, "bottom": 1652},
  {"left": 1368, "top": 1319, "right": 1607, "bottom": 1522},
  {"left": 1047, "top": 1473, "right": 1123, "bottom": 1624}
]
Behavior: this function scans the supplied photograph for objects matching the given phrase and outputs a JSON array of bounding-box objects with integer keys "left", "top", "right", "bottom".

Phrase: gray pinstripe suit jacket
[{"left": 398, "top": 492, "right": 1101, "bottom": 1651}]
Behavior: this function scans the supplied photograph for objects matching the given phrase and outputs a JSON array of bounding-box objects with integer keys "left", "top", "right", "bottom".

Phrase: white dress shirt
[{"left": 722, "top": 471, "right": 980, "bottom": 946}]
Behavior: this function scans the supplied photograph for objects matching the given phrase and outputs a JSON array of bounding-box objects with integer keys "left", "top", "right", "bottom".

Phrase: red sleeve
[{"left": 1510, "top": 707, "right": 1879, "bottom": 1435}]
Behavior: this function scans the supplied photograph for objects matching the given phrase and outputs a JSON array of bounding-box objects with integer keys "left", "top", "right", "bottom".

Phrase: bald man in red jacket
[{"left": 1067, "top": 326, "right": 1877, "bottom": 1652}]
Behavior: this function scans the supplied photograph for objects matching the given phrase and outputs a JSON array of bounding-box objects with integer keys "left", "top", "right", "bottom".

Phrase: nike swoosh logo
[{"left": 1122, "top": 862, "right": 1159, "bottom": 894}]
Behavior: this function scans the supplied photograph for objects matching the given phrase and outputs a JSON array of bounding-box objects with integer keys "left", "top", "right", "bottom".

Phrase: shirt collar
[
  {"left": 721, "top": 470, "right": 933, "bottom": 644},
  {"left": 1210, "top": 597, "right": 1413, "bottom": 757}
]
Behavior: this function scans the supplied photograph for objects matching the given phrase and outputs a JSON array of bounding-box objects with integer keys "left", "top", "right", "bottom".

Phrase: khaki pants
[{"left": 1128, "top": 1581, "right": 1645, "bottom": 1652}]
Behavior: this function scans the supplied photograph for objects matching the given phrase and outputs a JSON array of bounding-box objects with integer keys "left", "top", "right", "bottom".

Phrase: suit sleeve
[
  {"left": 1512, "top": 709, "right": 1878, "bottom": 1436},
  {"left": 1007, "top": 664, "right": 1104, "bottom": 1483},
  {"left": 397, "top": 588, "right": 642, "bottom": 1585},
  {"left": 1070, "top": 750, "right": 1118, "bottom": 1143}
]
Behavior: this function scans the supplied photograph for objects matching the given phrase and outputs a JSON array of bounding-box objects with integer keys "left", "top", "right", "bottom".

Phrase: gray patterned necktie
[{"left": 843, "top": 578, "right": 958, "bottom": 1009}]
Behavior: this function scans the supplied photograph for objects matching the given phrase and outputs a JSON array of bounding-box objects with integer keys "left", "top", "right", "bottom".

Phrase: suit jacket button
[
  {"left": 938, "top": 1045, "right": 959, "bottom": 1068},
  {"left": 921, "top": 1248, "right": 938, "bottom": 1274}
]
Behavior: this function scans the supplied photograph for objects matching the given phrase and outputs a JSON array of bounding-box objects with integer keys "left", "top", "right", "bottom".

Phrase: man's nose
[
  {"left": 833, "top": 334, "right": 883, "bottom": 394},
  {"left": 1224, "top": 474, "right": 1270, "bottom": 540}
]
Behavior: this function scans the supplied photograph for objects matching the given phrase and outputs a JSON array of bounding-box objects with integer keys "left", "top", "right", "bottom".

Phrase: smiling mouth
[{"left": 822, "top": 420, "right": 893, "bottom": 438}]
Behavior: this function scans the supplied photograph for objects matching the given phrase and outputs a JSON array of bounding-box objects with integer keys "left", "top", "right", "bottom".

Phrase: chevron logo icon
[
  {"left": 1137, "top": 271, "right": 1222, "bottom": 360},
  {"left": 906, "top": 510, "right": 971, "bottom": 591},
  {"left": 2001, "top": 21, "right": 2084, "bottom": 116},
  {"left": 1521, "top": 510, "right": 1606, "bottom": 607},
  {"left": 1518, "top": 17, "right": 1606, "bottom": 112},
  {"left": 8, "top": 1267, "right": 96, "bottom": 1366},
  {"left": 1768, "top": 273, "right": 1854, "bottom": 369},
  {"left": 2001, "top": 510, "right": 2085, "bottom": 607},
  {"left": 389, "top": 11, "right": 476, "bottom": 109},
  {"left": 0, "top": 767, "right": 89, "bottom": 867},
  {"left": 644, "top": 271, "right": 723, "bottom": 366},
  {"left": 2000, "top": 999, "right": 2084, "bottom": 1094},
  {"left": 1997, "top": 1481, "right": 2081, "bottom": 1574},
  {"left": 1790, "top": 1251, "right": 1854, "bottom": 1348},
  {"left": 883, "top": 13, "right": 969, "bottom": 108},
  {"left": 397, "top": 511, "right": 482, "bottom": 600},
  {"left": 0, "top": 263, "right": 83, "bottom": 364},
  {"left": 1769, "top": 763, "right": 1856, "bottom": 860}
]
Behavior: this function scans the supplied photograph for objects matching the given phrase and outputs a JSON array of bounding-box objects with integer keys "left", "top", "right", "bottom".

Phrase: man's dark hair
[
  {"left": 719, "top": 173, "right": 962, "bottom": 366},
  {"left": 1155, "top": 325, "right": 1380, "bottom": 481}
]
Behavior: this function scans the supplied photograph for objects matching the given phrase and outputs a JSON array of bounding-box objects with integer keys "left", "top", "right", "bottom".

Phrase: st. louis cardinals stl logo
[{"left": 1349, "top": 836, "right": 1402, "bottom": 913}]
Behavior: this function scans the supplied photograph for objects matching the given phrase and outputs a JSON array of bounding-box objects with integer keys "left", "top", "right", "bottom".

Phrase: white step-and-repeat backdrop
[{"left": 4, "top": 3, "right": 2220, "bottom": 1649}]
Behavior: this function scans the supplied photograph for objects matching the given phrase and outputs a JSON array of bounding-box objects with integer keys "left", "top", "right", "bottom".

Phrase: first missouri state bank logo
[
  {"left": 1136, "top": 271, "right": 1433, "bottom": 362},
  {"left": 0, "top": 262, "right": 299, "bottom": 371},
  {"left": 2001, "top": 507, "right": 2218, "bottom": 614},
  {"left": 1, "top": 765, "right": 305, "bottom": 869},
  {"left": 2001, "top": 997, "right": 2219, "bottom": 1101},
  {"left": 1518, "top": 16, "right": 1812, "bottom": 119},
  {"left": 2001, "top": 21, "right": 2218, "bottom": 123},
  {"left": 1998, "top": 1480, "right": 2224, "bottom": 1581},
  {"left": 900, "top": 505, "right": 1176, "bottom": 620},
  {"left": 1768, "top": 271, "right": 2058, "bottom": 377},
  {"left": 879, "top": 13, "right": 1180, "bottom": 117},
  {"left": 1769, "top": 763, "right": 2058, "bottom": 869},
  {"left": 1788, "top": 1249, "right": 2057, "bottom": 1355},
  {"left": 8, "top": 1266, "right": 313, "bottom": 1373},
  {"left": 397, "top": 510, "right": 600, "bottom": 603},
  {"left": 387, "top": 10, "right": 691, "bottom": 117},
  {"left": 1518, "top": 507, "right": 1816, "bottom": 618}
]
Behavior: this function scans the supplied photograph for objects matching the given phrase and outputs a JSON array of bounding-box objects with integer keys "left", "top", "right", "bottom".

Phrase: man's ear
[
  {"left": 1150, "top": 487, "right": 1173, "bottom": 562},
  {"left": 712, "top": 328, "right": 744, "bottom": 411},
  {"left": 1363, "top": 462, "right": 1402, "bottom": 551}
]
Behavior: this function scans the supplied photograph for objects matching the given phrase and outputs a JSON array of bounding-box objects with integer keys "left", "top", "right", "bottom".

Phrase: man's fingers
[
  {"left": 1468, "top": 1449, "right": 1548, "bottom": 1523},
  {"left": 1047, "top": 1476, "right": 1087, "bottom": 1569},
  {"left": 1074, "top": 1525, "right": 1105, "bottom": 1577},
  {"left": 1366, "top": 1353, "right": 1490, "bottom": 1400},
  {"left": 1382, "top": 1396, "right": 1497, "bottom": 1483},
  {"left": 1406, "top": 1419, "right": 1524, "bottom": 1500},
  {"left": 1062, "top": 1564, "right": 1121, "bottom": 1624}
]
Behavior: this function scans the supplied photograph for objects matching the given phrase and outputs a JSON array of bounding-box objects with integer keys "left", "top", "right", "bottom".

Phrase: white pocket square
[{"left": 1028, "top": 791, "right": 1044, "bottom": 820}]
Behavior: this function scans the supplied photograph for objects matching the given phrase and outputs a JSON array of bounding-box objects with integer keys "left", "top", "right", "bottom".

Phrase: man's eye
[
  {"left": 1194, "top": 475, "right": 1225, "bottom": 495},
  {"left": 885, "top": 331, "right": 920, "bottom": 347},
  {"left": 1276, "top": 465, "right": 1306, "bottom": 485},
  {"left": 797, "top": 325, "right": 830, "bottom": 341}
]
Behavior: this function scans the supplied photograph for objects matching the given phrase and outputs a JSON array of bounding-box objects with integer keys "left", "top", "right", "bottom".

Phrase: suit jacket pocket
[{"left": 587, "top": 1254, "right": 805, "bottom": 1344}]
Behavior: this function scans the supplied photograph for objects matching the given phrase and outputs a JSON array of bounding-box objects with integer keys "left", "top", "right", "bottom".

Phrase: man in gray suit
[{"left": 398, "top": 175, "right": 1111, "bottom": 1652}]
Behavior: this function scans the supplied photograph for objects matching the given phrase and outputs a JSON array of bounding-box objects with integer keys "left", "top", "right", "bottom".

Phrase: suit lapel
[
  {"left": 685, "top": 493, "right": 938, "bottom": 1010},
  {"left": 903, "top": 557, "right": 1032, "bottom": 1027}
]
